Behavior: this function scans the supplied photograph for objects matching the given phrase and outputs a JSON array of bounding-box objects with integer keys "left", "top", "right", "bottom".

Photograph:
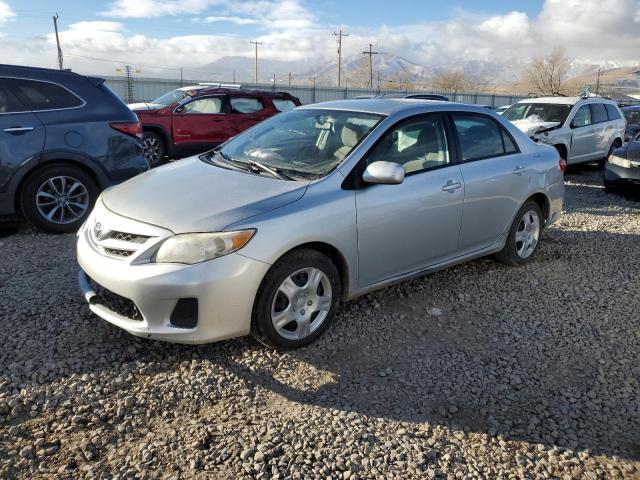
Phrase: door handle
[
  {"left": 513, "top": 166, "right": 526, "bottom": 175},
  {"left": 210, "top": 118, "right": 223, "bottom": 122},
  {"left": 442, "top": 180, "right": 462, "bottom": 192},
  {"left": 3, "top": 126, "right": 34, "bottom": 133}
]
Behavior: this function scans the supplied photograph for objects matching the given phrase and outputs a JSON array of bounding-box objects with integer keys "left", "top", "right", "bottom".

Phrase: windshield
[
  {"left": 152, "top": 88, "right": 199, "bottom": 106},
  {"left": 205, "top": 109, "right": 384, "bottom": 179},
  {"left": 623, "top": 109, "right": 640, "bottom": 125},
  {"left": 503, "top": 103, "right": 572, "bottom": 124}
]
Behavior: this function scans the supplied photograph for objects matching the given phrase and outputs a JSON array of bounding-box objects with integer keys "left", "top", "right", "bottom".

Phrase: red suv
[{"left": 133, "top": 88, "right": 301, "bottom": 166}]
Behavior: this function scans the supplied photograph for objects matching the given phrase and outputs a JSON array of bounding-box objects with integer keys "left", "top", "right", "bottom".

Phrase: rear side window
[
  {"left": 590, "top": 103, "right": 608, "bottom": 124},
  {"left": 272, "top": 98, "right": 297, "bottom": 112},
  {"left": 0, "top": 82, "right": 27, "bottom": 113},
  {"left": 605, "top": 104, "right": 621, "bottom": 120},
  {"left": 4, "top": 78, "right": 83, "bottom": 111},
  {"left": 230, "top": 96, "right": 264, "bottom": 113},
  {"left": 452, "top": 115, "right": 516, "bottom": 162}
]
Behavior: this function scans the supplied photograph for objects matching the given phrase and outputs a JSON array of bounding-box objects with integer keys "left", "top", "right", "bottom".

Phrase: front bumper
[
  {"left": 76, "top": 211, "right": 270, "bottom": 344},
  {"left": 604, "top": 161, "right": 640, "bottom": 188}
]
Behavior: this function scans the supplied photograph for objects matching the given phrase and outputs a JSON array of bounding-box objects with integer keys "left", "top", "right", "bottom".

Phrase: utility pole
[
  {"left": 332, "top": 29, "right": 349, "bottom": 88},
  {"left": 250, "top": 40, "right": 263, "bottom": 84},
  {"left": 288, "top": 72, "right": 292, "bottom": 87},
  {"left": 595, "top": 68, "right": 601, "bottom": 97},
  {"left": 233, "top": 70, "right": 236, "bottom": 83},
  {"left": 362, "top": 43, "right": 379, "bottom": 89},
  {"left": 52, "top": 13, "right": 63, "bottom": 70},
  {"left": 273, "top": 73, "right": 276, "bottom": 91},
  {"left": 180, "top": 67, "right": 183, "bottom": 87}
]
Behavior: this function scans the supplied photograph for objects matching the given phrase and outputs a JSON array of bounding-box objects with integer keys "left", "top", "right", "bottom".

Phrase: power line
[
  {"left": 362, "top": 43, "right": 380, "bottom": 89},
  {"left": 332, "top": 29, "right": 349, "bottom": 88},
  {"left": 249, "top": 40, "right": 263, "bottom": 83},
  {"left": 65, "top": 53, "right": 220, "bottom": 77}
]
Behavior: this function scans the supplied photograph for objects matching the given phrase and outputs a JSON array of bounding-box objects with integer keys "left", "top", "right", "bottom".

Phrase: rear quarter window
[
  {"left": 272, "top": 98, "right": 297, "bottom": 112},
  {"left": 4, "top": 78, "right": 84, "bottom": 111}
]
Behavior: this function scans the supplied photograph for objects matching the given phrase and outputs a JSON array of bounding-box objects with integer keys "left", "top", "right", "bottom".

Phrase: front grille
[
  {"left": 87, "top": 277, "right": 143, "bottom": 322},
  {"left": 108, "top": 231, "right": 150, "bottom": 244},
  {"left": 103, "top": 248, "right": 135, "bottom": 258}
]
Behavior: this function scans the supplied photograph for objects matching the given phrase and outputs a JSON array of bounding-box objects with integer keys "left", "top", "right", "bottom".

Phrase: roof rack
[{"left": 198, "top": 82, "right": 242, "bottom": 89}]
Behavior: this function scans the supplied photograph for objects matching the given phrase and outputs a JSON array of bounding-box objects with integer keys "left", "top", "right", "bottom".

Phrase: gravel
[{"left": 1, "top": 166, "right": 639, "bottom": 479}]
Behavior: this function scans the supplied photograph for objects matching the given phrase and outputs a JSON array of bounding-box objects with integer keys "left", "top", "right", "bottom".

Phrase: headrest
[{"left": 341, "top": 124, "right": 362, "bottom": 148}]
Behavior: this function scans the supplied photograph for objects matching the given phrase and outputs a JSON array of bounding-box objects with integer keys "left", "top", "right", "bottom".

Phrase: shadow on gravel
[{"left": 211, "top": 228, "right": 640, "bottom": 462}]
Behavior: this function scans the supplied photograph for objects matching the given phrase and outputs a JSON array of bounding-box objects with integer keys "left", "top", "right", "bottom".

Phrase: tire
[
  {"left": 142, "top": 131, "right": 166, "bottom": 167},
  {"left": 251, "top": 249, "right": 341, "bottom": 349},
  {"left": 494, "top": 201, "right": 543, "bottom": 266},
  {"left": 20, "top": 164, "right": 98, "bottom": 234}
]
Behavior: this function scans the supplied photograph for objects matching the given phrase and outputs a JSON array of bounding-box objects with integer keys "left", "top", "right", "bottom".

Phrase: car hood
[
  {"left": 102, "top": 157, "right": 309, "bottom": 233},
  {"left": 128, "top": 102, "right": 164, "bottom": 111},
  {"left": 511, "top": 119, "right": 561, "bottom": 136}
]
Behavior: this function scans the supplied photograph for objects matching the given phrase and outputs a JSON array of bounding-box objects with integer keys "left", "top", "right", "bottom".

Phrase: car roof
[
  {"left": 194, "top": 87, "right": 296, "bottom": 98},
  {"left": 517, "top": 96, "right": 616, "bottom": 106},
  {"left": 299, "top": 98, "right": 494, "bottom": 116}
]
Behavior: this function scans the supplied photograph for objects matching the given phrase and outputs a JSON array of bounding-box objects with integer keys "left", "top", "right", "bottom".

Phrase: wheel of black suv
[
  {"left": 598, "top": 141, "right": 620, "bottom": 169},
  {"left": 251, "top": 249, "right": 341, "bottom": 349},
  {"left": 20, "top": 164, "right": 98, "bottom": 234},
  {"left": 142, "top": 131, "right": 166, "bottom": 167},
  {"left": 494, "top": 201, "right": 543, "bottom": 266}
]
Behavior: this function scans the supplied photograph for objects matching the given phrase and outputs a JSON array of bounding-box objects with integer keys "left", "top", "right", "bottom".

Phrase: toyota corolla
[{"left": 77, "top": 99, "right": 564, "bottom": 348}]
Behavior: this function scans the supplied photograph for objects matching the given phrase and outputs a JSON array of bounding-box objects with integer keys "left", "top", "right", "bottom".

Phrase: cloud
[
  {"left": 202, "top": 16, "right": 259, "bottom": 25},
  {"left": 102, "top": 0, "right": 225, "bottom": 18},
  {"left": 0, "top": 1, "right": 15, "bottom": 26}
]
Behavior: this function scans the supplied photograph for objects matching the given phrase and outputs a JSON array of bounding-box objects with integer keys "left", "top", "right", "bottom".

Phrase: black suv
[{"left": 0, "top": 64, "right": 148, "bottom": 233}]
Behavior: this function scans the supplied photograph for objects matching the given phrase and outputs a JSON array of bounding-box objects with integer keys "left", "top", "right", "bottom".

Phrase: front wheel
[
  {"left": 251, "top": 249, "right": 341, "bottom": 349},
  {"left": 20, "top": 165, "right": 98, "bottom": 233},
  {"left": 494, "top": 201, "right": 543, "bottom": 266}
]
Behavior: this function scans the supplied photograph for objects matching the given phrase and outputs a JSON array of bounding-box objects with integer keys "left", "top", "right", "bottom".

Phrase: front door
[
  {"left": 171, "top": 95, "right": 233, "bottom": 154},
  {"left": 355, "top": 114, "right": 464, "bottom": 286},
  {"left": 0, "top": 79, "right": 45, "bottom": 193},
  {"left": 569, "top": 104, "right": 598, "bottom": 163}
]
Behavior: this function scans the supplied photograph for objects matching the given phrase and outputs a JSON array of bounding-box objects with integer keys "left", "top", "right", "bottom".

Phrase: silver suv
[{"left": 503, "top": 96, "right": 625, "bottom": 165}]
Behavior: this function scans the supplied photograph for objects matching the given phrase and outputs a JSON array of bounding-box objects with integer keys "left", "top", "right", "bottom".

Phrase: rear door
[
  {"left": 171, "top": 95, "right": 233, "bottom": 151},
  {"left": 568, "top": 104, "right": 597, "bottom": 163},
  {"left": 227, "top": 94, "right": 272, "bottom": 135},
  {"left": 452, "top": 113, "right": 531, "bottom": 253},
  {"left": 0, "top": 78, "right": 45, "bottom": 194},
  {"left": 589, "top": 103, "right": 609, "bottom": 157}
]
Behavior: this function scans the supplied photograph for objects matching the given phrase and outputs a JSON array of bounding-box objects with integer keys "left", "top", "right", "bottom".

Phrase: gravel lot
[{"left": 1, "top": 167, "right": 639, "bottom": 479}]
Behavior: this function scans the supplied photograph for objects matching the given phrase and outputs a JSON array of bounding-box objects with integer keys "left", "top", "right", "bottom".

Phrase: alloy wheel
[
  {"left": 271, "top": 267, "right": 333, "bottom": 340},
  {"left": 515, "top": 210, "right": 540, "bottom": 259},
  {"left": 36, "top": 176, "right": 89, "bottom": 225},
  {"left": 142, "top": 137, "right": 162, "bottom": 165}
]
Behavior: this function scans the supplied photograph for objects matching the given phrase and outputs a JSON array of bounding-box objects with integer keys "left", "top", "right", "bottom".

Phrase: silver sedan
[{"left": 77, "top": 99, "right": 564, "bottom": 348}]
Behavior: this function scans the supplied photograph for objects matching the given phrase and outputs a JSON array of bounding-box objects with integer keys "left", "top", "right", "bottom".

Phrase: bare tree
[
  {"left": 524, "top": 48, "right": 572, "bottom": 96},
  {"left": 432, "top": 70, "right": 475, "bottom": 96}
]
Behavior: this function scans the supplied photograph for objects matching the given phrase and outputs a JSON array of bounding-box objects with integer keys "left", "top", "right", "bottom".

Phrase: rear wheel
[
  {"left": 20, "top": 164, "right": 98, "bottom": 233},
  {"left": 598, "top": 141, "right": 620, "bottom": 169},
  {"left": 142, "top": 131, "right": 166, "bottom": 167},
  {"left": 251, "top": 249, "right": 341, "bottom": 349},
  {"left": 494, "top": 201, "right": 543, "bottom": 266}
]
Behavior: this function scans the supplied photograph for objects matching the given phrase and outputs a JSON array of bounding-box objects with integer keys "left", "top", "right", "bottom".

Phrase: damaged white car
[{"left": 503, "top": 96, "right": 625, "bottom": 166}]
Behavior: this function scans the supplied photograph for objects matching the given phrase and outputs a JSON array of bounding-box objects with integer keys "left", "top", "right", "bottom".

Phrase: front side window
[
  {"left": 571, "top": 105, "right": 592, "bottom": 128},
  {"left": 4, "top": 78, "right": 83, "bottom": 110},
  {"left": 206, "top": 109, "right": 383, "bottom": 178},
  {"left": 178, "top": 96, "right": 223, "bottom": 114},
  {"left": 0, "top": 82, "right": 27, "bottom": 113},
  {"left": 272, "top": 99, "right": 297, "bottom": 112},
  {"left": 590, "top": 103, "right": 608, "bottom": 124},
  {"left": 453, "top": 115, "right": 511, "bottom": 162},
  {"left": 366, "top": 116, "right": 450, "bottom": 174},
  {"left": 230, "top": 96, "right": 264, "bottom": 114}
]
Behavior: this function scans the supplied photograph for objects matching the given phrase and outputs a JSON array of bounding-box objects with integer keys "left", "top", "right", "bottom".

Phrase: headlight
[
  {"left": 154, "top": 230, "right": 255, "bottom": 264},
  {"left": 608, "top": 154, "right": 632, "bottom": 168}
]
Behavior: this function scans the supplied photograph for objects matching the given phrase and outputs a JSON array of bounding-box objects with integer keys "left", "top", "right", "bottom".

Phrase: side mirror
[{"left": 362, "top": 161, "right": 405, "bottom": 185}]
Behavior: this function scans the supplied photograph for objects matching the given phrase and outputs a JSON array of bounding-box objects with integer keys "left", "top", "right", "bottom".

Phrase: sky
[{"left": 0, "top": 0, "right": 639, "bottom": 79}]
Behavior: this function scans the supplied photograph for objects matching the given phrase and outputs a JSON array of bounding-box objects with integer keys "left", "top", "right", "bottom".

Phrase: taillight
[
  {"left": 559, "top": 158, "right": 567, "bottom": 173},
  {"left": 110, "top": 121, "right": 142, "bottom": 139}
]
